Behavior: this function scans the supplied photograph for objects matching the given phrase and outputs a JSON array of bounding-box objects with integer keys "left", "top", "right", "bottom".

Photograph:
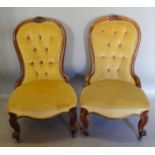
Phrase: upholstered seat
[
  {"left": 7, "top": 17, "right": 77, "bottom": 142},
  {"left": 80, "top": 80, "right": 150, "bottom": 118},
  {"left": 80, "top": 15, "right": 150, "bottom": 139},
  {"left": 8, "top": 80, "right": 77, "bottom": 119}
]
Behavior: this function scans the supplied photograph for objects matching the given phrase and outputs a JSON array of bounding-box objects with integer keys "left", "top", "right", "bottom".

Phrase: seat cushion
[
  {"left": 80, "top": 80, "right": 150, "bottom": 118},
  {"left": 8, "top": 80, "right": 77, "bottom": 119}
]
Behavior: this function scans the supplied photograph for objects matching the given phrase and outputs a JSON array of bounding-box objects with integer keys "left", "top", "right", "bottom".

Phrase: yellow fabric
[
  {"left": 16, "top": 22, "right": 65, "bottom": 84},
  {"left": 80, "top": 80, "right": 150, "bottom": 118},
  {"left": 90, "top": 20, "right": 138, "bottom": 84},
  {"left": 8, "top": 80, "right": 77, "bottom": 119}
]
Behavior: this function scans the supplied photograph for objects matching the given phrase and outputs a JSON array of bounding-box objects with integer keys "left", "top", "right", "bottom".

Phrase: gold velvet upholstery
[
  {"left": 80, "top": 80, "right": 150, "bottom": 118},
  {"left": 8, "top": 80, "right": 77, "bottom": 119},
  {"left": 89, "top": 18, "right": 139, "bottom": 85},
  {"left": 7, "top": 17, "right": 77, "bottom": 119},
  {"left": 80, "top": 15, "right": 150, "bottom": 120},
  {"left": 16, "top": 21, "right": 66, "bottom": 84}
]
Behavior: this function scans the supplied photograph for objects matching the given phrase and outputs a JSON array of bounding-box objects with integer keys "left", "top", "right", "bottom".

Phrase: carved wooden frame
[
  {"left": 80, "top": 15, "right": 149, "bottom": 139},
  {"left": 9, "top": 16, "right": 77, "bottom": 142}
]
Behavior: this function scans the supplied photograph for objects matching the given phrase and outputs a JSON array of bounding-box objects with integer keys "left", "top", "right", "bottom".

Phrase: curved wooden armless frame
[
  {"left": 9, "top": 17, "right": 77, "bottom": 142},
  {"left": 80, "top": 15, "right": 148, "bottom": 139}
]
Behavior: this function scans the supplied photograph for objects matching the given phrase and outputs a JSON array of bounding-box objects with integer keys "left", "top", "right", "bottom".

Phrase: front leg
[
  {"left": 69, "top": 107, "right": 77, "bottom": 138},
  {"left": 138, "top": 111, "right": 148, "bottom": 140},
  {"left": 9, "top": 113, "right": 21, "bottom": 142},
  {"left": 80, "top": 108, "right": 89, "bottom": 136}
]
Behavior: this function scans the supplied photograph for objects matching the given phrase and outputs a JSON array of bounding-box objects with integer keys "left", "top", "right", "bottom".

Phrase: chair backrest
[
  {"left": 14, "top": 16, "right": 68, "bottom": 87},
  {"left": 85, "top": 15, "right": 141, "bottom": 87}
]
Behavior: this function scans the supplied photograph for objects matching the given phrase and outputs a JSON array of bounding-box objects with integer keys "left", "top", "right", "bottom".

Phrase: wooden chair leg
[
  {"left": 69, "top": 107, "right": 77, "bottom": 138},
  {"left": 80, "top": 108, "right": 89, "bottom": 136},
  {"left": 138, "top": 111, "right": 148, "bottom": 140},
  {"left": 9, "top": 113, "right": 21, "bottom": 143}
]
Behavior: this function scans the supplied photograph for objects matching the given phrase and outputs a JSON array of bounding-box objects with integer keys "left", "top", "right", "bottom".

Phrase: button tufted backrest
[
  {"left": 14, "top": 17, "right": 68, "bottom": 86},
  {"left": 85, "top": 15, "right": 141, "bottom": 87}
]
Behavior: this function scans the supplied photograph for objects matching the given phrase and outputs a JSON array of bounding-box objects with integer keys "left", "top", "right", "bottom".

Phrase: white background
[
  {"left": 0, "top": 7, "right": 154, "bottom": 96},
  {"left": 0, "top": 0, "right": 155, "bottom": 153}
]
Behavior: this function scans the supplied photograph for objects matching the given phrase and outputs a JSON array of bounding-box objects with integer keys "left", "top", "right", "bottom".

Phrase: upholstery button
[
  {"left": 107, "top": 68, "right": 110, "bottom": 72},
  {"left": 117, "top": 69, "right": 120, "bottom": 72},
  {"left": 39, "top": 35, "right": 42, "bottom": 40},
  {"left": 40, "top": 60, "right": 44, "bottom": 64},
  {"left": 102, "top": 30, "right": 104, "bottom": 33},
  {"left": 107, "top": 43, "right": 111, "bottom": 47},
  {"left": 33, "top": 48, "right": 37, "bottom": 52},
  {"left": 45, "top": 72, "right": 48, "bottom": 76},
  {"left": 122, "top": 56, "right": 125, "bottom": 60},
  {"left": 49, "top": 61, "right": 53, "bottom": 64},
  {"left": 113, "top": 31, "right": 117, "bottom": 34},
  {"left": 27, "top": 36, "right": 30, "bottom": 40},
  {"left": 45, "top": 48, "right": 48, "bottom": 52},
  {"left": 30, "top": 61, "right": 34, "bottom": 66},
  {"left": 36, "top": 72, "right": 39, "bottom": 76},
  {"left": 118, "top": 44, "right": 122, "bottom": 48},
  {"left": 112, "top": 56, "right": 116, "bottom": 59},
  {"left": 124, "top": 31, "right": 128, "bottom": 35}
]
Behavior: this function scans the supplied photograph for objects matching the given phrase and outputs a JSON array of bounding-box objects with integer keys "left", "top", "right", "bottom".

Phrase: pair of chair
[{"left": 7, "top": 15, "right": 150, "bottom": 142}]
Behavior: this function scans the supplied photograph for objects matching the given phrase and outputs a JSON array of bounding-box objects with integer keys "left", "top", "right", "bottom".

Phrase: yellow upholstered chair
[
  {"left": 7, "top": 17, "right": 77, "bottom": 142},
  {"left": 80, "top": 15, "right": 150, "bottom": 139}
]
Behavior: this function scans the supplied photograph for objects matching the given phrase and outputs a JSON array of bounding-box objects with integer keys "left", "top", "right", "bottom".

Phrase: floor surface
[{"left": 0, "top": 75, "right": 154, "bottom": 146}]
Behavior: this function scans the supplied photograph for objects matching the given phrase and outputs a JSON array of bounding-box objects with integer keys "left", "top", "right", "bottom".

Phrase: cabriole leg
[
  {"left": 69, "top": 107, "right": 77, "bottom": 138},
  {"left": 80, "top": 108, "right": 89, "bottom": 136},
  {"left": 138, "top": 111, "right": 148, "bottom": 140},
  {"left": 9, "top": 113, "right": 21, "bottom": 143}
]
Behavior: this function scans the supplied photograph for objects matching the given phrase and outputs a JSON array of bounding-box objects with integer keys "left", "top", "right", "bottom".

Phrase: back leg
[
  {"left": 9, "top": 113, "right": 21, "bottom": 143},
  {"left": 138, "top": 111, "right": 148, "bottom": 140},
  {"left": 69, "top": 107, "right": 77, "bottom": 138},
  {"left": 80, "top": 108, "right": 89, "bottom": 136}
]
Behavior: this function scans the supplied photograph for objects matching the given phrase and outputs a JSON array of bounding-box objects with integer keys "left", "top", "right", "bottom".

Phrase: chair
[
  {"left": 80, "top": 15, "right": 150, "bottom": 139},
  {"left": 7, "top": 16, "right": 77, "bottom": 142}
]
